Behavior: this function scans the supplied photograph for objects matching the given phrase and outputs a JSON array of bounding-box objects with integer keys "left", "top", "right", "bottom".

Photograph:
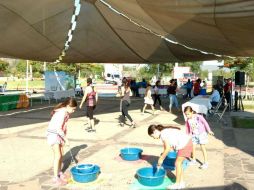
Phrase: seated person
[{"left": 210, "top": 85, "right": 220, "bottom": 107}]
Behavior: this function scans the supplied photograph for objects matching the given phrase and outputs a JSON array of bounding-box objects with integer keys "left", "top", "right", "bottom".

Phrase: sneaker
[
  {"left": 189, "top": 159, "right": 197, "bottom": 166},
  {"left": 119, "top": 123, "right": 124, "bottom": 127},
  {"left": 130, "top": 123, "right": 136, "bottom": 128},
  {"left": 179, "top": 182, "right": 186, "bottom": 189},
  {"left": 200, "top": 163, "right": 209, "bottom": 169},
  {"left": 167, "top": 183, "right": 181, "bottom": 189},
  {"left": 52, "top": 177, "right": 67, "bottom": 186},
  {"left": 58, "top": 172, "right": 68, "bottom": 182}
]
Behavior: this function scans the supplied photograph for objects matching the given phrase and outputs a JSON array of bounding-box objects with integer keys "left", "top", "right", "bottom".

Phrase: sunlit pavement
[{"left": 0, "top": 97, "right": 254, "bottom": 190}]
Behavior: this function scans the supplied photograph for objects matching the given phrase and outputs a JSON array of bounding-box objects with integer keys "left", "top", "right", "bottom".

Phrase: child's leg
[
  {"left": 151, "top": 105, "right": 155, "bottom": 114},
  {"left": 192, "top": 143, "right": 196, "bottom": 160},
  {"left": 142, "top": 104, "right": 147, "bottom": 113},
  {"left": 200, "top": 144, "right": 208, "bottom": 163},
  {"left": 90, "top": 119, "right": 95, "bottom": 130},
  {"left": 175, "top": 156, "right": 185, "bottom": 184},
  {"left": 52, "top": 144, "right": 62, "bottom": 178}
]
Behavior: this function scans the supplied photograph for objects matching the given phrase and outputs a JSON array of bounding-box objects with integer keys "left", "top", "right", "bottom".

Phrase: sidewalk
[{"left": 0, "top": 97, "right": 253, "bottom": 190}]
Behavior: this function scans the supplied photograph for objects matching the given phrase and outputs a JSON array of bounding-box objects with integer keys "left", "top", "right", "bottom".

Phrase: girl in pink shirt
[
  {"left": 184, "top": 106, "right": 214, "bottom": 169},
  {"left": 47, "top": 98, "right": 77, "bottom": 185}
]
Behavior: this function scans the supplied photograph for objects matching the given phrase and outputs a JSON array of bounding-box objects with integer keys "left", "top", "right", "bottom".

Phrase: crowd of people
[{"left": 46, "top": 77, "right": 220, "bottom": 189}]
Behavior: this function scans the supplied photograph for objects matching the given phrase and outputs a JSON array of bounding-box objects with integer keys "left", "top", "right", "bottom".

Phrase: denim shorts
[{"left": 192, "top": 133, "right": 208, "bottom": 145}]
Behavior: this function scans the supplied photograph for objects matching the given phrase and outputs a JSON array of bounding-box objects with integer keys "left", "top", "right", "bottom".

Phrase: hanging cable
[
  {"left": 99, "top": 0, "right": 236, "bottom": 60},
  {"left": 54, "top": 0, "right": 81, "bottom": 63}
]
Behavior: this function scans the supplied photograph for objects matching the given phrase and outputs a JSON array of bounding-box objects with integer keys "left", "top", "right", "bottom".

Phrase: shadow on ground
[{"left": 62, "top": 144, "right": 87, "bottom": 172}]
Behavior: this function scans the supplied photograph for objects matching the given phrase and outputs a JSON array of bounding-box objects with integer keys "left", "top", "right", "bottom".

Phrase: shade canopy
[{"left": 0, "top": 0, "right": 254, "bottom": 63}]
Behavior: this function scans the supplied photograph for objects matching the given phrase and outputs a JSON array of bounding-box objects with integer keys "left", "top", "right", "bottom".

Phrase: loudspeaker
[{"left": 235, "top": 71, "right": 245, "bottom": 85}]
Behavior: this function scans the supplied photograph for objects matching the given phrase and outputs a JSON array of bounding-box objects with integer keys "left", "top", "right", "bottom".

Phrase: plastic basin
[
  {"left": 76, "top": 164, "right": 95, "bottom": 173},
  {"left": 120, "top": 147, "right": 143, "bottom": 161},
  {"left": 163, "top": 151, "right": 189, "bottom": 170},
  {"left": 71, "top": 164, "right": 100, "bottom": 183},
  {"left": 136, "top": 167, "right": 166, "bottom": 186}
]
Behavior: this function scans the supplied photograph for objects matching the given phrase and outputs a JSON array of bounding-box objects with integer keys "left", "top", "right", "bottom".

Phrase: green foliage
[
  {"left": 0, "top": 60, "right": 9, "bottom": 73},
  {"left": 200, "top": 70, "right": 209, "bottom": 79},
  {"left": 136, "top": 62, "right": 202, "bottom": 81}
]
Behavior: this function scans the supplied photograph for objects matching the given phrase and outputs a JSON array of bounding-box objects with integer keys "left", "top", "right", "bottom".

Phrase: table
[
  {"left": 182, "top": 95, "right": 212, "bottom": 116},
  {"left": 138, "top": 88, "right": 168, "bottom": 97},
  {"left": 0, "top": 94, "right": 29, "bottom": 111}
]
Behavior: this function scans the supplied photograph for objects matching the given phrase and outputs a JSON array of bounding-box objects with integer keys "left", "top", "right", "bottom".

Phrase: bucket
[
  {"left": 71, "top": 164, "right": 100, "bottom": 183},
  {"left": 120, "top": 147, "right": 143, "bottom": 161},
  {"left": 136, "top": 167, "right": 166, "bottom": 186},
  {"left": 76, "top": 164, "right": 95, "bottom": 173},
  {"left": 163, "top": 151, "right": 189, "bottom": 170}
]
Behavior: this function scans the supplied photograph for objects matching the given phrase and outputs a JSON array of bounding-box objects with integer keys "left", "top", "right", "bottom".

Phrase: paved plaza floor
[{"left": 0, "top": 97, "right": 254, "bottom": 190}]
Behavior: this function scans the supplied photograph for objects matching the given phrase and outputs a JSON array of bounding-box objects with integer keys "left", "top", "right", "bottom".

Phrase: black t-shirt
[{"left": 167, "top": 85, "right": 176, "bottom": 95}]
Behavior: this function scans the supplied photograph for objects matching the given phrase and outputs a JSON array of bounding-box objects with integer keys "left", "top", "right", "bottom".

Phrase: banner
[{"left": 45, "top": 71, "right": 75, "bottom": 91}]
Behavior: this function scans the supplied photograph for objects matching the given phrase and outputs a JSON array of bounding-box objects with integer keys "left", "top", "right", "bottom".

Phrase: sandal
[{"left": 59, "top": 172, "right": 68, "bottom": 182}]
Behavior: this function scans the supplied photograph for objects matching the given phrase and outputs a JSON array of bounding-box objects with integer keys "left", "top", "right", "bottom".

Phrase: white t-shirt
[{"left": 160, "top": 128, "right": 191, "bottom": 150}]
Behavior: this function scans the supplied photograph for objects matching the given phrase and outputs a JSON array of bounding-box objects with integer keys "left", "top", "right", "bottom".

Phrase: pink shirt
[
  {"left": 47, "top": 108, "right": 69, "bottom": 139},
  {"left": 186, "top": 114, "right": 211, "bottom": 135}
]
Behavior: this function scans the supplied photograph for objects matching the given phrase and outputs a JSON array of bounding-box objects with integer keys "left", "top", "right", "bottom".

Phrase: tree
[{"left": 0, "top": 60, "right": 9, "bottom": 74}]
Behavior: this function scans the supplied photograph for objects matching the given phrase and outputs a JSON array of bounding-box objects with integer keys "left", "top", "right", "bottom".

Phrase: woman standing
[
  {"left": 153, "top": 80, "right": 163, "bottom": 110},
  {"left": 167, "top": 79, "right": 180, "bottom": 113},
  {"left": 119, "top": 78, "right": 136, "bottom": 128},
  {"left": 80, "top": 78, "right": 98, "bottom": 132}
]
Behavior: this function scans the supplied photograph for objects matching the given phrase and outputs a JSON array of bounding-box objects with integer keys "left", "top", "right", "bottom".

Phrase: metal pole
[{"left": 26, "top": 60, "right": 29, "bottom": 93}]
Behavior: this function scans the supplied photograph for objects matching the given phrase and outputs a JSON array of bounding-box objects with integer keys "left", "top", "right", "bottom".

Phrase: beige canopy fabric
[{"left": 0, "top": 0, "right": 254, "bottom": 63}]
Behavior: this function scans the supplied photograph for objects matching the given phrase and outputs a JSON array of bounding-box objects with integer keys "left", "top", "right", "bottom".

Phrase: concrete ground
[{"left": 0, "top": 97, "right": 254, "bottom": 190}]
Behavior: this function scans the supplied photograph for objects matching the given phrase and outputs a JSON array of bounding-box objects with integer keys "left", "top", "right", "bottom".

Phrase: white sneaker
[
  {"left": 179, "top": 182, "right": 186, "bottom": 189},
  {"left": 200, "top": 163, "right": 209, "bottom": 169},
  {"left": 189, "top": 159, "right": 197, "bottom": 166},
  {"left": 167, "top": 183, "right": 181, "bottom": 189}
]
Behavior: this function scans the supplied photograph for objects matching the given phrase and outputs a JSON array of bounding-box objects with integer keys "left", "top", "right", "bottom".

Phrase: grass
[
  {"left": 232, "top": 117, "right": 254, "bottom": 129},
  {"left": 4, "top": 80, "right": 44, "bottom": 90}
]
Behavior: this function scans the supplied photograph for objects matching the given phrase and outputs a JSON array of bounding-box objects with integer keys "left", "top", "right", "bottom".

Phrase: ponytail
[
  {"left": 148, "top": 124, "right": 180, "bottom": 135},
  {"left": 51, "top": 98, "right": 77, "bottom": 116}
]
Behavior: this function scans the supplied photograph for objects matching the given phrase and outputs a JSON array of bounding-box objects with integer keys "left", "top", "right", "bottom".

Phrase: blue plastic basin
[
  {"left": 120, "top": 147, "right": 143, "bottom": 161},
  {"left": 71, "top": 164, "right": 100, "bottom": 183},
  {"left": 163, "top": 151, "right": 189, "bottom": 170},
  {"left": 136, "top": 167, "right": 166, "bottom": 186},
  {"left": 76, "top": 164, "right": 95, "bottom": 173}
]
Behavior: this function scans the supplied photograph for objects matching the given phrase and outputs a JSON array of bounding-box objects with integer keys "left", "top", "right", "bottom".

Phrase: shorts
[
  {"left": 177, "top": 139, "right": 193, "bottom": 158},
  {"left": 192, "top": 133, "right": 208, "bottom": 145},
  {"left": 47, "top": 134, "right": 61, "bottom": 146},
  {"left": 87, "top": 106, "right": 96, "bottom": 119}
]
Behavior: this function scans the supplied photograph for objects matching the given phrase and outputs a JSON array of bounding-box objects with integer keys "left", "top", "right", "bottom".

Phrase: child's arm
[
  {"left": 158, "top": 140, "right": 173, "bottom": 167},
  {"left": 199, "top": 115, "right": 214, "bottom": 135}
]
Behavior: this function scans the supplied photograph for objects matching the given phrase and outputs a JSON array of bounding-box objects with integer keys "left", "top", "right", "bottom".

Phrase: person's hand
[
  {"left": 208, "top": 131, "right": 214, "bottom": 136},
  {"left": 79, "top": 105, "right": 82, "bottom": 109}
]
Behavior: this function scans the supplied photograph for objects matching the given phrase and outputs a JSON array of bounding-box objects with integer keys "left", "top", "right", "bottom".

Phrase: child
[
  {"left": 184, "top": 106, "right": 214, "bottom": 169},
  {"left": 142, "top": 84, "right": 155, "bottom": 115},
  {"left": 80, "top": 78, "right": 98, "bottom": 132},
  {"left": 148, "top": 124, "right": 192, "bottom": 189},
  {"left": 46, "top": 98, "right": 77, "bottom": 185}
]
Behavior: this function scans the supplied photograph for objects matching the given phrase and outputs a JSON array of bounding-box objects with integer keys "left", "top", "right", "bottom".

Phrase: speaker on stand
[{"left": 234, "top": 71, "right": 245, "bottom": 111}]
